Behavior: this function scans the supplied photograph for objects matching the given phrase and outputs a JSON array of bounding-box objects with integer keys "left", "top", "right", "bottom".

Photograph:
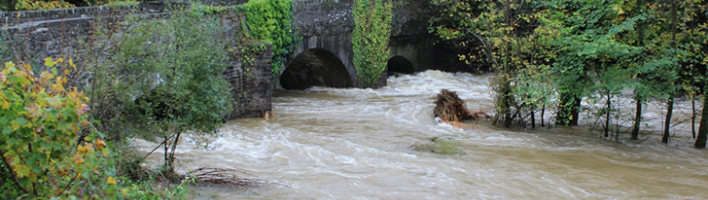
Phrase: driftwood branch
[{"left": 187, "top": 167, "right": 264, "bottom": 187}]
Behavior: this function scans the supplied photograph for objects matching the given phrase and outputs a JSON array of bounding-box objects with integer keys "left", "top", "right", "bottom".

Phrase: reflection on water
[{"left": 133, "top": 70, "right": 708, "bottom": 199}]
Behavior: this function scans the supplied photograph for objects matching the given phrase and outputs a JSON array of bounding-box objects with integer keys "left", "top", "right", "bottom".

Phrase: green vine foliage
[
  {"left": 352, "top": 0, "right": 393, "bottom": 88},
  {"left": 239, "top": 0, "right": 299, "bottom": 78}
]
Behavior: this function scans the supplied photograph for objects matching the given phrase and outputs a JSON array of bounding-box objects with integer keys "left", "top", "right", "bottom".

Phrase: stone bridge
[
  {"left": 0, "top": 0, "right": 458, "bottom": 117},
  {"left": 282, "top": 0, "right": 452, "bottom": 89}
]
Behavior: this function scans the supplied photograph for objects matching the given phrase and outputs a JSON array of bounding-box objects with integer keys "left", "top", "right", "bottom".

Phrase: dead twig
[{"left": 186, "top": 167, "right": 265, "bottom": 187}]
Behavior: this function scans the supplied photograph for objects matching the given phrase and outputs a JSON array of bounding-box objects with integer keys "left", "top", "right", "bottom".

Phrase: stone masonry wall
[
  {"left": 224, "top": 43, "right": 273, "bottom": 120},
  {"left": 0, "top": 2, "right": 273, "bottom": 119}
]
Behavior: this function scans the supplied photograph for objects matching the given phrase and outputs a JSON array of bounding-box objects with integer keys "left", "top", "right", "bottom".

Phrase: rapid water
[{"left": 133, "top": 70, "right": 708, "bottom": 199}]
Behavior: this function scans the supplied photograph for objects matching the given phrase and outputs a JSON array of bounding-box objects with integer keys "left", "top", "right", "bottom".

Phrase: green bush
[
  {"left": 0, "top": 59, "right": 89, "bottom": 197},
  {"left": 239, "top": 0, "right": 299, "bottom": 78},
  {"left": 89, "top": 7, "right": 234, "bottom": 170},
  {"left": 352, "top": 0, "right": 393, "bottom": 88},
  {"left": 0, "top": 58, "right": 184, "bottom": 199}
]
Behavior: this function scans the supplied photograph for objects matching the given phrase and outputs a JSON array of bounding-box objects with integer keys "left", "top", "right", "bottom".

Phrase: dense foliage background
[
  {"left": 429, "top": 0, "right": 708, "bottom": 146},
  {"left": 0, "top": 0, "right": 142, "bottom": 11}
]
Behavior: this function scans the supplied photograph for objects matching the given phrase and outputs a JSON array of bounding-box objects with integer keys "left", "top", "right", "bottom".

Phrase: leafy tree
[
  {"left": 353, "top": 0, "right": 393, "bottom": 88},
  {"left": 430, "top": 0, "right": 547, "bottom": 127},
  {"left": 89, "top": 9, "right": 233, "bottom": 170}
]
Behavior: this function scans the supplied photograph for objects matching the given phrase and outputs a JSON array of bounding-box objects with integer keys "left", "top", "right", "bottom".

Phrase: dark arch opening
[
  {"left": 386, "top": 56, "right": 415, "bottom": 77},
  {"left": 280, "top": 49, "right": 353, "bottom": 90}
]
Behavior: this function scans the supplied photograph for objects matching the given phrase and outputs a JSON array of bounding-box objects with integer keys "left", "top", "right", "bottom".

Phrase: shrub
[
  {"left": 352, "top": 0, "right": 393, "bottom": 88},
  {"left": 88, "top": 8, "right": 234, "bottom": 170},
  {"left": 11, "top": 0, "right": 75, "bottom": 11},
  {"left": 0, "top": 58, "right": 125, "bottom": 198},
  {"left": 239, "top": 0, "right": 299, "bottom": 78}
]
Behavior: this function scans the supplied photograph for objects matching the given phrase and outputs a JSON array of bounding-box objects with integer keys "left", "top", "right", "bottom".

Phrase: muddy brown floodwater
[{"left": 132, "top": 70, "right": 708, "bottom": 199}]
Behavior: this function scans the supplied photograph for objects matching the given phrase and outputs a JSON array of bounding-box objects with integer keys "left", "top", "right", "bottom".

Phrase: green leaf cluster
[
  {"left": 238, "top": 0, "right": 300, "bottom": 78},
  {"left": 353, "top": 0, "right": 393, "bottom": 88},
  {"left": 1, "top": 0, "right": 141, "bottom": 11}
]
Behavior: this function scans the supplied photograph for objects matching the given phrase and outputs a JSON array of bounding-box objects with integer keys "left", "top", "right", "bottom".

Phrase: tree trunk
[
  {"left": 541, "top": 105, "right": 545, "bottom": 127},
  {"left": 695, "top": 93, "right": 708, "bottom": 148},
  {"left": 663, "top": 95, "right": 674, "bottom": 144},
  {"left": 531, "top": 110, "right": 536, "bottom": 129},
  {"left": 492, "top": 76, "right": 513, "bottom": 127},
  {"left": 692, "top": 98, "right": 696, "bottom": 139},
  {"left": 164, "top": 136, "right": 169, "bottom": 168},
  {"left": 663, "top": 0, "right": 677, "bottom": 145},
  {"left": 604, "top": 92, "right": 611, "bottom": 138},
  {"left": 168, "top": 132, "right": 182, "bottom": 170},
  {"left": 557, "top": 92, "right": 581, "bottom": 126},
  {"left": 631, "top": 95, "right": 642, "bottom": 140},
  {"left": 631, "top": 0, "right": 644, "bottom": 140}
]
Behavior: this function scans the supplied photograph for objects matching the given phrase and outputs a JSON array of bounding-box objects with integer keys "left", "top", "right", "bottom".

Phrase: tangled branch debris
[
  {"left": 187, "top": 167, "right": 266, "bottom": 187},
  {"left": 433, "top": 89, "right": 490, "bottom": 128}
]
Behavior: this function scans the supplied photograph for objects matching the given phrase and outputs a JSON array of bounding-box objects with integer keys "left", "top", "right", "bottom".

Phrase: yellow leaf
[
  {"left": 14, "top": 165, "right": 29, "bottom": 178},
  {"left": 107, "top": 176, "right": 117, "bottom": 185},
  {"left": 95, "top": 139, "right": 106, "bottom": 150},
  {"left": 51, "top": 84, "right": 64, "bottom": 93},
  {"left": 23, "top": 63, "right": 32, "bottom": 72},
  {"left": 72, "top": 154, "right": 84, "bottom": 165},
  {"left": 11, "top": 120, "right": 20, "bottom": 131},
  {"left": 0, "top": 100, "right": 9, "bottom": 109},
  {"left": 44, "top": 57, "right": 56, "bottom": 67},
  {"left": 68, "top": 58, "right": 76, "bottom": 70},
  {"left": 5, "top": 61, "right": 15, "bottom": 69}
]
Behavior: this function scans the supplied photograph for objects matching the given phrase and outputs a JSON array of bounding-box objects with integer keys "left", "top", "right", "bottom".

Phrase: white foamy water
[{"left": 133, "top": 70, "right": 708, "bottom": 199}]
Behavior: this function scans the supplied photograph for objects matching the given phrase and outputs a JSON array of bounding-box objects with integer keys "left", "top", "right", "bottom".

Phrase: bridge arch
[
  {"left": 386, "top": 55, "right": 415, "bottom": 76},
  {"left": 280, "top": 48, "right": 353, "bottom": 90}
]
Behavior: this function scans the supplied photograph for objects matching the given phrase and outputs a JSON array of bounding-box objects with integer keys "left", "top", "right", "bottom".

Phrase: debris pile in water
[
  {"left": 187, "top": 167, "right": 265, "bottom": 187},
  {"left": 433, "top": 89, "right": 490, "bottom": 128}
]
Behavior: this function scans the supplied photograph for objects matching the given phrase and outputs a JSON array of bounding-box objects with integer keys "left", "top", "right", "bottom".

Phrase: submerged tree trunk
[
  {"left": 695, "top": 94, "right": 708, "bottom": 148},
  {"left": 692, "top": 98, "right": 696, "bottom": 139},
  {"left": 631, "top": 95, "right": 643, "bottom": 140},
  {"left": 541, "top": 105, "right": 545, "bottom": 127},
  {"left": 493, "top": 75, "right": 513, "bottom": 127},
  {"left": 557, "top": 92, "right": 581, "bottom": 126},
  {"left": 604, "top": 92, "right": 611, "bottom": 138},
  {"left": 632, "top": 0, "right": 645, "bottom": 140},
  {"left": 531, "top": 110, "right": 536, "bottom": 129},
  {"left": 168, "top": 131, "right": 182, "bottom": 169},
  {"left": 663, "top": 96, "right": 674, "bottom": 144},
  {"left": 663, "top": 0, "right": 677, "bottom": 145}
]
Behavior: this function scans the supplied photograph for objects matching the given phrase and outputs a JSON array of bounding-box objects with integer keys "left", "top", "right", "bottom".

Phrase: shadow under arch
[
  {"left": 280, "top": 48, "right": 353, "bottom": 90},
  {"left": 386, "top": 56, "right": 415, "bottom": 76}
]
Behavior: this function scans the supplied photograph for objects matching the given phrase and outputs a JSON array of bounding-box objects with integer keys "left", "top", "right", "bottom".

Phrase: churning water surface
[{"left": 133, "top": 70, "right": 708, "bottom": 199}]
